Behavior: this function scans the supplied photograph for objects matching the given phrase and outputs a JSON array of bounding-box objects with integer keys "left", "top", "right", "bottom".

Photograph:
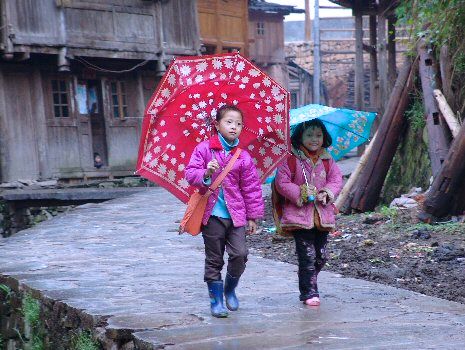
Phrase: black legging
[{"left": 293, "top": 228, "right": 328, "bottom": 301}]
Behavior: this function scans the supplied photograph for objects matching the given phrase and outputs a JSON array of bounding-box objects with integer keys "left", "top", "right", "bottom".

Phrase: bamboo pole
[{"left": 433, "top": 89, "right": 461, "bottom": 138}]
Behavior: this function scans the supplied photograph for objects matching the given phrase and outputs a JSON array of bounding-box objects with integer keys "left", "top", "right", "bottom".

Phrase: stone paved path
[{"left": 1, "top": 188, "right": 465, "bottom": 349}]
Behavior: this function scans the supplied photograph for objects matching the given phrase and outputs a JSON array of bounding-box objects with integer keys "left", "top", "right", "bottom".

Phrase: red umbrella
[{"left": 136, "top": 52, "right": 290, "bottom": 203}]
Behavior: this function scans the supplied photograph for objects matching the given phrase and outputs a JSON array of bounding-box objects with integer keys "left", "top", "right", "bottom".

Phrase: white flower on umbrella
[
  {"left": 271, "top": 85, "right": 281, "bottom": 96},
  {"left": 196, "top": 61, "right": 208, "bottom": 72},
  {"left": 209, "top": 73, "right": 217, "bottom": 79},
  {"left": 199, "top": 128, "right": 206, "bottom": 135},
  {"left": 252, "top": 158, "right": 258, "bottom": 166},
  {"left": 199, "top": 101, "right": 207, "bottom": 109},
  {"left": 241, "top": 76, "right": 249, "bottom": 84},
  {"left": 236, "top": 61, "right": 245, "bottom": 72},
  {"left": 253, "top": 83, "right": 261, "bottom": 89},
  {"left": 178, "top": 178, "right": 189, "bottom": 189},
  {"left": 161, "top": 132, "right": 167, "bottom": 137},
  {"left": 170, "top": 145, "right": 176, "bottom": 150},
  {"left": 257, "top": 117, "right": 262, "bottom": 123},
  {"left": 183, "top": 130, "right": 190, "bottom": 136},
  {"left": 186, "top": 78, "right": 193, "bottom": 85},
  {"left": 263, "top": 77, "right": 271, "bottom": 87},
  {"left": 149, "top": 158, "right": 158, "bottom": 168},
  {"left": 185, "top": 111, "right": 192, "bottom": 116},
  {"left": 249, "top": 69, "right": 260, "bottom": 77},
  {"left": 160, "top": 120, "right": 166, "bottom": 126},
  {"left": 274, "top": 94, "right": 285, "bottom": 101},
  {"left": 212, "top": 58, "right": 223, "bottom": 69},
  {"left": 234, "top": 75, "right": 240, "bottom": 81},
  {"left": 220, "top": 73, "right": 227, "bottom": 80},
  {"left": 170, "top": 158, "right": 177, "bottom": 165},
  {"left": 266, "top": 106, "right": 273, "bottom": 112},
  {"left": 276, "top": 129, "right": 285, "bottom": 140},
  {"left": 153, "top": 146, "right": 161, "bottom": 154},
  {"left": 192, "top": 122, "right": 199, "bottom": 129},
  {"left": 168, "top": 74, "right": 176, "bottom": 86},
  {"left": 239, "top": 84, "right": 246, "bottom": 89},
  {"left": 208, "top": 92, "right": 214, "bottom": 97},
  {"left": 218, "top": 102, "right": 226, "bottom": 108},
  {"left": 178, "top": 164, "right": 185, "bottom": 171},
  {"left": 255, "top": 104, "right": 261, "bottom": 110},
  {"left": 192, "top": 104, "right": 199, "bottom": 111},
  {"left": 274, "top": 114, "right": 283, "bottom": 124},
  {"left": 180, "top": 65, "right": 191, "bottom": 76},
  {"left": 259, "top": 147, "right": 266, "bottom": 156},
  {"left": 275, "top": 103, "right": 285, "bottom": 112},
  {"left": 180, "top": 152, "right": 186, "bottom": 158},
  {"left": 193, "top": 93, "right": 201, "bottom": 98},
  {"left": 143, "top": 152, "right": 153, "bottom": 163},
  {"left": 162, "top": 154, "right": 169, "bottom": 162},
  {"left": 154, "top": 136, "right": 160, "bottom": 143},
  {"left": 161, "top": 88, "right": 171, "bottom": 98},
  {"left": 265, "top": 116, "right": 271, "bottom": 123},
  {"left": 151, "top": 129, "right": 158, "bottom": 136},
  {"left": 154, "top": 98, "right": 164, "bottom": 107},
  {"left": 263, "top": 156, "right": 273, "bottom": 168},
  {"left": 272, "top": 145, "right": 283, "bottom": 155},
  {"left": 264, "top": 98, "right": 271, "bottom": 104},
  {"left": 195, "top": 75, "right": 203, "bottom": 83},
  {"left": 267, "top": 125, "right": 273, "bottom": 132},
  {"left": 221, "top": 93, "right": 228, "bottom": 99},
  {"left": 258, "top": 128, "right": 264, "bottom": 136},
  {"left": 250, "top": 93, "right": 255, "bottom": 99},
  {"left": 233, "top": 100, "right": 238, "bottom": 105},
  {"left": 259, "top": 90, "right": 266, "bottom": 98},
  {"left": 158, "top": 164, "right": 167, "bottom": 175},
  {"left": 225, "top": 58, "right": 233, "bottom": 69},
  {"left": 167, "top": 169, "right": 176, "bottom": 182},
  {"left": 248, "top": 144, "right": 255, "bottom": 150},
  {"left": 180, "top": 104, "right": 186, "bottom": 109},
  {"left": 257, "top": 169, "right": 264, "bottom": 178},
  {"left": 210, "top": 108, "right": 218, "bottom": 117}
]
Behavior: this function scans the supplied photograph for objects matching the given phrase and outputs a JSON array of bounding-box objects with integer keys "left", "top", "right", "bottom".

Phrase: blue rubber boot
[
  {"left": 207, "top": 281, "right": 228, "bottom": 318},
  {"left": 224, "top": 273, "right": 240, "bottom": 311}
]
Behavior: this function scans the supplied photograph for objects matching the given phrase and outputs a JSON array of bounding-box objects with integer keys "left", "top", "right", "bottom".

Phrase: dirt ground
[{"left": 248, "top": 199, "right": 465, "bottom": 304}]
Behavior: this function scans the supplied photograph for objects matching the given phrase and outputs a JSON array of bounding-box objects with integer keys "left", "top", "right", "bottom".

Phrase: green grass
[
  {"left": 70, "top": 331, "right": 100, "bottom": 350},
  {"left": 22, "top": 293, "right": 40, "bottom": 327}
]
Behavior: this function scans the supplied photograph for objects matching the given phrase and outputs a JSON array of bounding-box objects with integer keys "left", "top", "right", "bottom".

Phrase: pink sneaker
[{"left": 305, "top": 297, "right": 320, "bottom": 306}]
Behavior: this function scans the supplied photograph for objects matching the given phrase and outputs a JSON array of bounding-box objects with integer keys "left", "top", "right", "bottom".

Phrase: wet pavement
[{"left": 1, "top": 188, "right": 465, "bottom": 349}]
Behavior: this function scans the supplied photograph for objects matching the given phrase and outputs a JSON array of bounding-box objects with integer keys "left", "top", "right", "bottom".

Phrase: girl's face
[
  {"left": 302, "top": 126, "right": 324, "bottom": 152},
  {"left": 215, "top": 110, "right": 243, "bottom": 142}
]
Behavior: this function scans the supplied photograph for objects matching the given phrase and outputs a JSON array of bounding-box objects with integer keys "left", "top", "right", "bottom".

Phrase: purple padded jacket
[{"left": 185, "top": 136, "right": 264, "bottom": 228}]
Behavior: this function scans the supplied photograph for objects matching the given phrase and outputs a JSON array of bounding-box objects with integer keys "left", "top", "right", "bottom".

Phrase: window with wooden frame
[
  {"left": 109, "top": 80, "right": 128, "bottom": 119},
  {"left": 256, "top": 22, "right": 265, "bottom": 35},
  {"left": 51, "top": 79, "right": 71, "bottom": 118}
]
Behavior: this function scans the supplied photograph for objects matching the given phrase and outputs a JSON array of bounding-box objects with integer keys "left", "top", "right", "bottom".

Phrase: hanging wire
[{"left": 74, "top": 56, "right": 150, "bottom": 73}]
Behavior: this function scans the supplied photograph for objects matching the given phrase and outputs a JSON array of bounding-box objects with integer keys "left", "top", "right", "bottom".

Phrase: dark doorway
[{"left": 87, "top": 80, "right": 108, "bottom": 168}]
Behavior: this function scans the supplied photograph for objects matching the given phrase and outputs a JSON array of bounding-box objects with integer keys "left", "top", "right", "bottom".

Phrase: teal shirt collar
[{"left": 218, "top": 133, "right": 239, "bottom": 152}]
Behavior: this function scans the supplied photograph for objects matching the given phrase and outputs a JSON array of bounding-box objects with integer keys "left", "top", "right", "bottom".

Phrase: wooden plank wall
[{"left": 197, "top": 0, "right": 248, "bottom": 54}]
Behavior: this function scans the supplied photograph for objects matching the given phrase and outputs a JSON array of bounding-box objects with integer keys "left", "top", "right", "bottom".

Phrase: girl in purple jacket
[
  {"left": 185, "top": 105, "right": 264, "bottom": 318},
  {"left": 275, "top": 119, "right": 343, "bottom": 306}
]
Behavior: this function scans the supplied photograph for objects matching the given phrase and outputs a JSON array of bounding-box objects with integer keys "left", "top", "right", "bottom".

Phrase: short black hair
[
  {"left": 291, "top": 118, "right": 332, "bottom": 149},
  {"left": 216, "top": 105, "right": 244, "bottom": 122}
]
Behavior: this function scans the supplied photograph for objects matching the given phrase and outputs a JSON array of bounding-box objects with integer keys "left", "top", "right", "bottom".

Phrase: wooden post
[
  {"left": 417, "top": 37, "right": 451, "bottom": 177},
  {"left": 305, "top": 0, "right": 311, "bottom": 42},
  {"left": 369, "top": 15, "right": 378, "bottom": 112},
  {"left": 433, "top": 89, "right": 461, "bottom": 138},
  {"left": 377, "top": 14, "right": 388, "bottom": 112},
  {"left": 354, "top": 11, "right": 364, "bottom": 110},
  {"left": 422, "top": 121, "right": 465, "bottom": 217},
  {"left": 439, "top": 45, "right": 454, "bottom": 109},
  {"left": 387, "top": 16, "right": 397, "bottom": 94},
  {"left": 336, "top": 131, "right": 378, "bottom": 213},
  {"left": 350, "top": 57, "right": 417, "bottom": 212}
]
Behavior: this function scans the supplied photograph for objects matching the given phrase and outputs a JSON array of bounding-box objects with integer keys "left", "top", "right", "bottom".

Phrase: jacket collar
[
  {"left": 291, "top": 146, "right": 331, "bottom": 160},
  {"left": 209, "top": 134, "right": 239, "bottom": 152}
]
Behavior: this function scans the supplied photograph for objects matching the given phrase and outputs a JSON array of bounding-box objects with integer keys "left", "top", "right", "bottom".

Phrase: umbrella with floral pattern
[{"left": 136, "top": 53, "right": 291, "bottom": 203}]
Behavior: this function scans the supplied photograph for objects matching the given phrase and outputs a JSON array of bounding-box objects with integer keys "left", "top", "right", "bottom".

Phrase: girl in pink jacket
[
  {"left": 185, "top": 105, "right": 264, "bottom": 318},
  {"left": 275, "top": 119, "right": 343, "bottom": 306}
]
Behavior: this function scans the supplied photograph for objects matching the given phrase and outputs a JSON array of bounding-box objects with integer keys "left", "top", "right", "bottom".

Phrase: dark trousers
[
  {"left": 202, "top": 216, "right": 248, "bottom": 282},
  {"left": 293, "top": 228, "right": 329, "bottom": 300}
]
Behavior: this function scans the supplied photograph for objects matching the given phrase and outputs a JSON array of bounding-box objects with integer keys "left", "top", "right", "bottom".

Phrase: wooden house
[{"left": 0, "top": 0, "right": 200, "bottom": 183}]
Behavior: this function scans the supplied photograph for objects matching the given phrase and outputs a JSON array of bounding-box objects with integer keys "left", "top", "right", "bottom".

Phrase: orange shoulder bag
[{"left": 179, "top": 148, "right": 242, "bottom": 236}]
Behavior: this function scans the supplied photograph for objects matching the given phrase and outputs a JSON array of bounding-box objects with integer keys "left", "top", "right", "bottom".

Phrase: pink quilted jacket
[
  {"left": 275, "top": 148, "right": 343, "bottom": 231},
  {"left": 185, "top": 136, "right": 264, "bottom": 228}
]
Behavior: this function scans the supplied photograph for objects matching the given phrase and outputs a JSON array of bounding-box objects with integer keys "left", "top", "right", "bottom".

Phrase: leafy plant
[
  {"left": 22, "top": 294, "right": 40, "bottom": 328},
  {"left": 70, "top": 331, "right": 100, "bottom": 350}
]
